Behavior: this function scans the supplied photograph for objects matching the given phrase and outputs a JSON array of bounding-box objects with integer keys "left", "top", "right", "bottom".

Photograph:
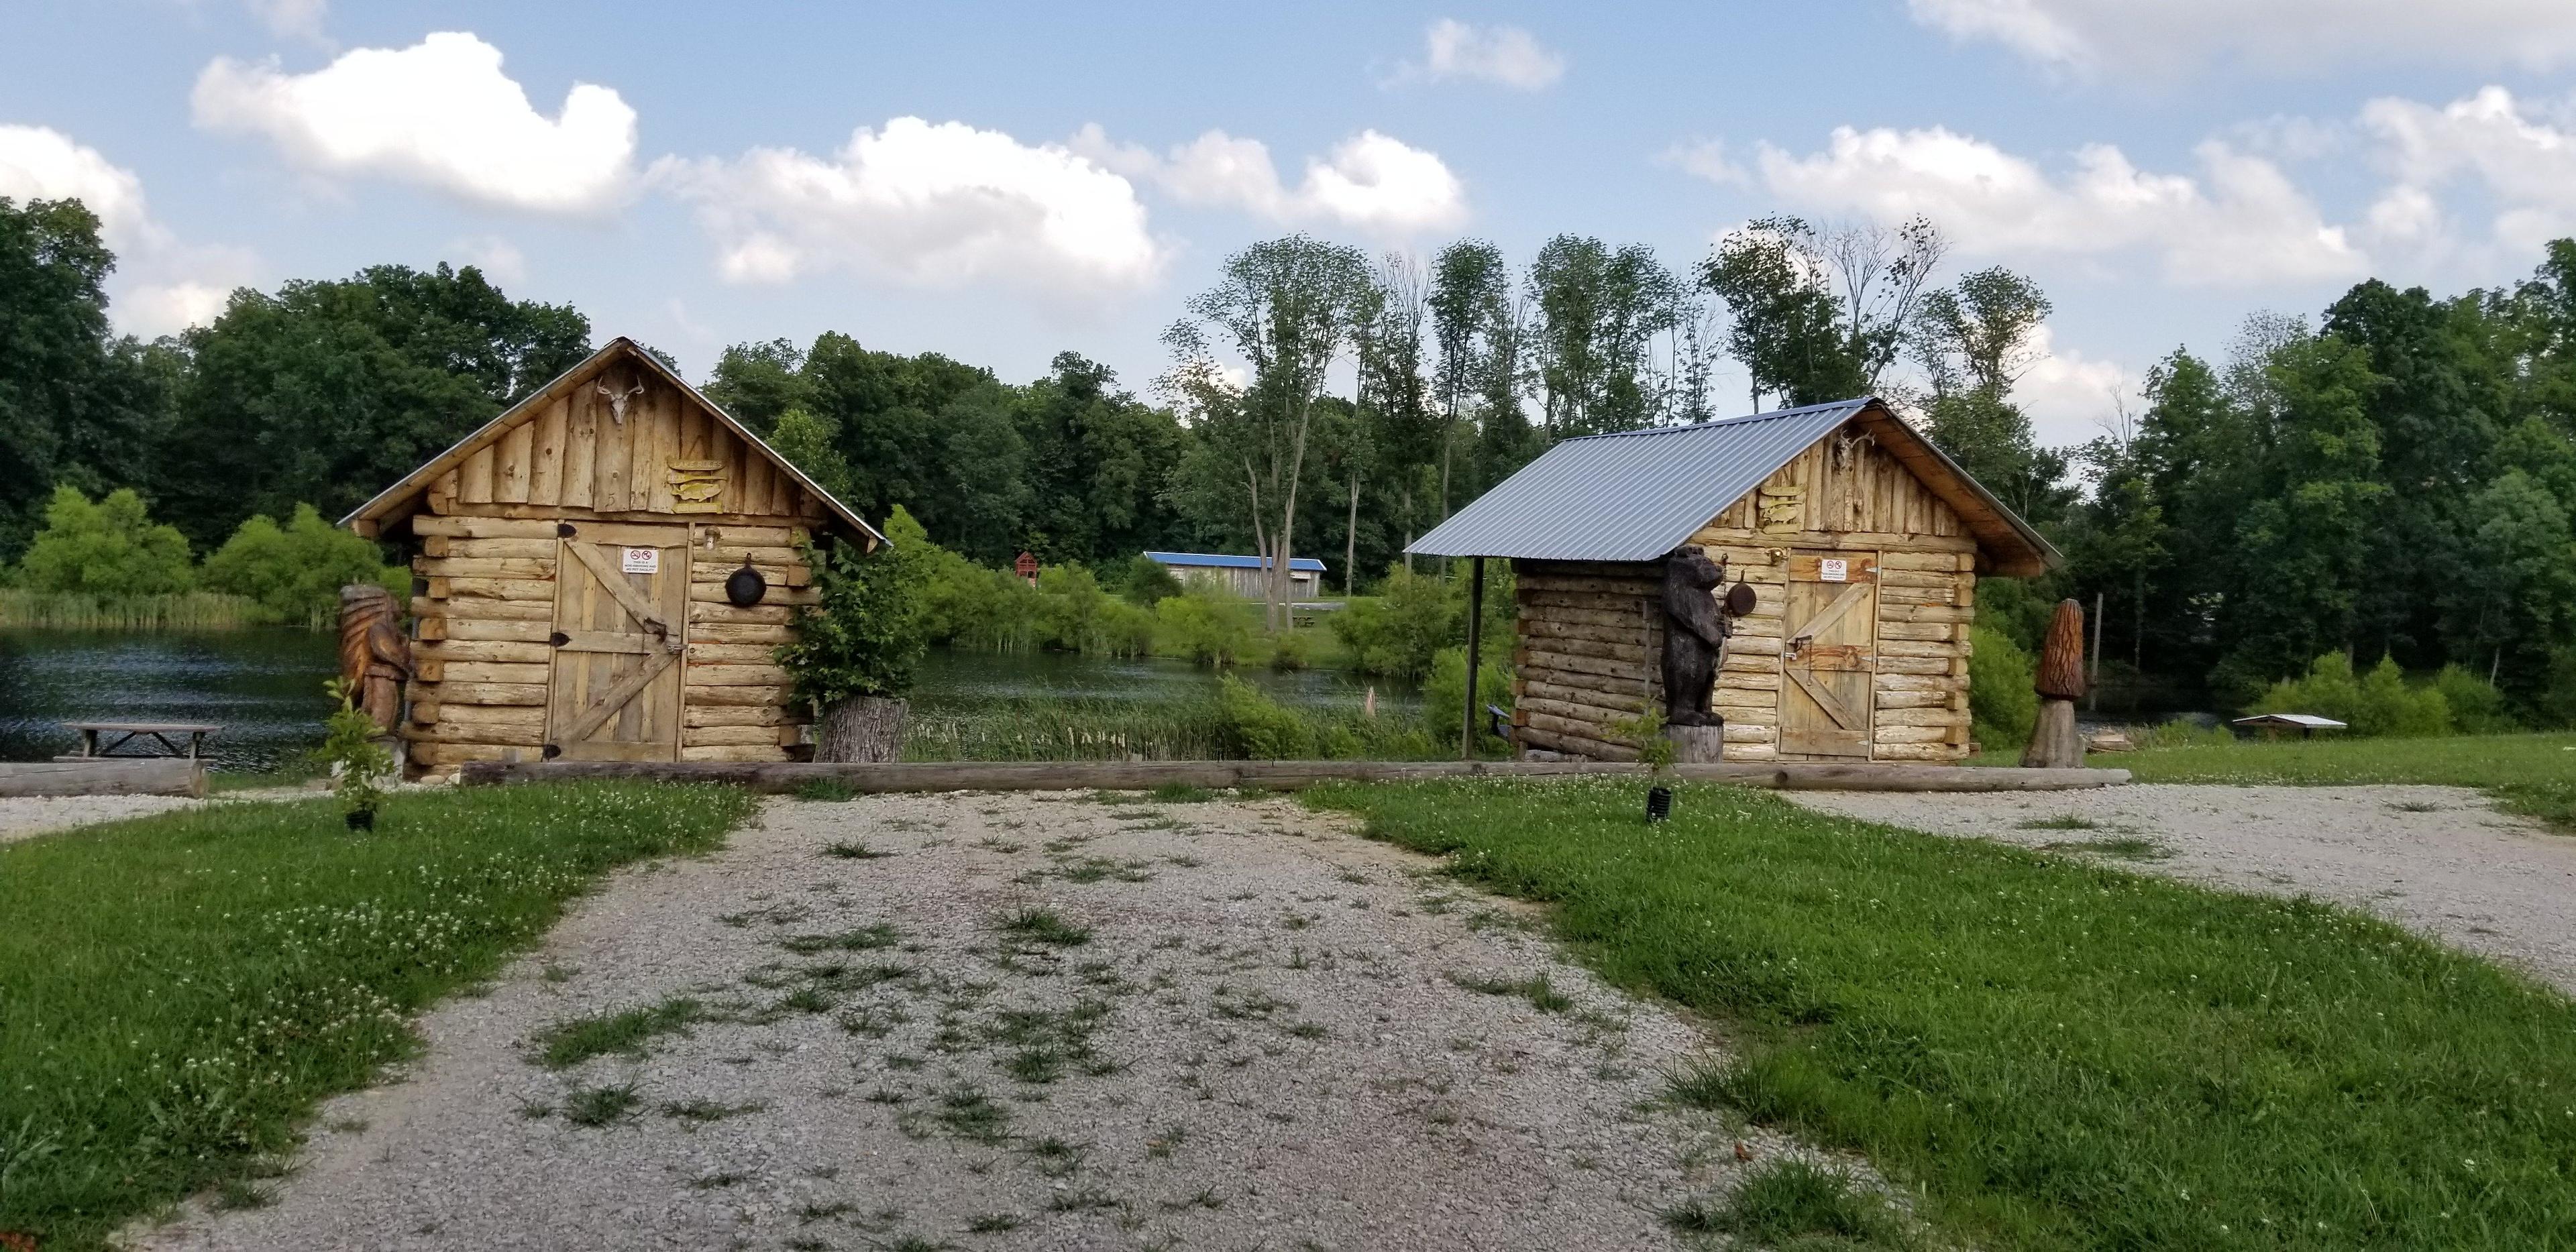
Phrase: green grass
[
  {"left": 2042, "top": 835, "right": 2171, "bottom": 862},
  {"left": 1304, "top": 777, "right": 2576, "bottom": 1250},
  {"left": 0, "top": 781, "right": 755, "bottom": 1249},
  {"left": 2000, "top": 732, "right": 2576, "bottom": 831},
  {"left": 1665, "top": 1158, "right": 1913, "bottom": 1249},
  {"left": 996, "top": 907, "right": 1091, "bottom": 948},
  {"left": 534, "top": 996, "right": 707, "bottom": 1068},
  {"left": 0, "top": 589, "right": 324, "bottom": 630}
]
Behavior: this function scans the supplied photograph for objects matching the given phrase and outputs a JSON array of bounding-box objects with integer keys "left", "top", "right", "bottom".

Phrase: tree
[
  {"left": 0, "top": 197, "right": 176, "bottom": 559},
  {"left": 700, "top": 337, "right": 810, "bottom": 434},
  {"left": 1163, "top": 235, "right": 1375, "bottom": 628},
  {"left": 158, "top": 263, "right": 590, "bottom": 549},
  {"left": 766, "top": 406, "right": 855, "bottom": 502},
  {"left": 1428, "top": 239, "right": 1532, "bottom": 510},
  {"left": 1699, "top": 216, "right": 1945, "bottom": 409},
  {"left": 1013, "top": 352, "right": 1183, "bottom": 565},
  {"left": 201, "top": 502, "right": 400, "bottom": 620},
  {"left": 1524, "top": 235, "right": 1684, "bottom": 437},
  {"left": 2441, "top": 469, "right": 2576, "bottom": 695},
  {"left": 15, "top": 486, "right": 194, "bottom": 596},
  {"left": 1913, "top": 266, "right": 2053, "bottom": 397}
]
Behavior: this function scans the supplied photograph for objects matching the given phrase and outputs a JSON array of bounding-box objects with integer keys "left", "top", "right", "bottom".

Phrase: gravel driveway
[
  {"left": 1790, "top": 784, "right": 2576, "bottom": 995},
  {"left": 135, "top": 791, "right": 1796, "bottom": 1251},
  {"left": 0, "top": 794, "right": 205, "bottom": 844}
]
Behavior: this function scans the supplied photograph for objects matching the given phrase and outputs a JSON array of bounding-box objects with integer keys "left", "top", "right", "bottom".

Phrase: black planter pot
[
  {"left": 1646, "top": 785, "right": 1673, "bottom": 822},
  {"left": 345, "top": 807, "right": 376, "bottom": 832}
]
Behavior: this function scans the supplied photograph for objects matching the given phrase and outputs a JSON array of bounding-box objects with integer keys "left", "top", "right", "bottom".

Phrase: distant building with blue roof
[{"left": 1144, "top": 551, "right": 1327, "bottom": 600}]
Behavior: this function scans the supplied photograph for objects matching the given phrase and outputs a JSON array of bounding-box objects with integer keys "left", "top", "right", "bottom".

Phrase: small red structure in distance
[{"left": 1014, "top": 552, "right": 1040, "bottom": 585}]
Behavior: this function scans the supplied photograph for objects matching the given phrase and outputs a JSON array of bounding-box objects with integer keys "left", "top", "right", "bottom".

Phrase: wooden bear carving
[{"left": 1662, "top": 547, "right": 1732, "bottom": 728}]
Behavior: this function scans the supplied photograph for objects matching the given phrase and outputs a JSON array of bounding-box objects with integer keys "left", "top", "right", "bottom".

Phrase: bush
[
  {"left": 2251, "top": 652, "right": 2452, "bottom": 737},
  {"left": 203, "top": 503, "right": 402, "bottom": 621},
  {"left": 1114, "top": 555, "right": 1183, "bottom": 606},
  {"left": 15, "top": 486, "right": 195, "bottom": 597},
  {"left": 1155, "top": 583, "right": 1252, "bottom": 667},
  {"left": 1968, "top": 624, "right": 2037, "bottom": 748},
  {"left": 2131, "top": 718, "right": 2235, "bottom": 750},
  {"left": 2544, "top": 647, "right": 2576, "bottom": 730},
  {"left": 1216, "top": 674, "right": 1316, "bottom": 758},
  {"left": 779, "top": 524, "right": 926, "bottom": 706},
  {"left": 1421, "top": 644, "right": 1513, "bottom": 754},
  {"left": 2432, "top": 664, "right": 2520, "bottom": 736},
  {"left": 1036, "top": 564, "right": 1154, "bottom": 657},
  {"left": 1330, "top": 565, "right": 1454, "bottom": 679},
  {"left": 1267, "top": 629, "right": 1311, "bottom": 671}
]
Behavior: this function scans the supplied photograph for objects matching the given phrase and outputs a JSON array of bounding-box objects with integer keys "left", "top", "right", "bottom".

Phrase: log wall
[
  {"left": 1511, "top": 426, "right": 1983, "bottom": 765},
  {"left": 396, "top": 362, "right": 826, "bottom": 779}
]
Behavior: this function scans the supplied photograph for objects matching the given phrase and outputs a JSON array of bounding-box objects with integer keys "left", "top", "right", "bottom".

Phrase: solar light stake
[{"left": 1646, "top": 786, "right": 1672, "bottom": 822}]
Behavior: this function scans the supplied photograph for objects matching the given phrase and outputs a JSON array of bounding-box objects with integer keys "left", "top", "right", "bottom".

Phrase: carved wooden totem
[
  {"left": 338, "top": 584, "right": 413, "bottom": 733},
  {"left": 2021, "top": 597, "right": 2088, "bottom": 768}
]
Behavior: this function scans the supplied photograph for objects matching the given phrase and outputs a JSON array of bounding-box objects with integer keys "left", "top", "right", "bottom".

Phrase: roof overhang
[{"left": 339, "top": 337, "right": 889, "bottom": 549}]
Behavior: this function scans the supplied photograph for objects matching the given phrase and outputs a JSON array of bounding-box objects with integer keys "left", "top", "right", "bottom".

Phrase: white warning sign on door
[
  {"left": 621, "top": 547, "right": 661, "bottom": 574},
  {"left": 1819, "top": 558, "right": 1848, "bottom": 582}
]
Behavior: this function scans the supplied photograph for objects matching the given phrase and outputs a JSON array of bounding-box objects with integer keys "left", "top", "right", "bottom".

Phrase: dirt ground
[
  {"left": 132, "top": 791, "right": 1803, "bottom": 1252},
  {"left": 1790, "top": 783, "right": 2576, "bottom": 994}
]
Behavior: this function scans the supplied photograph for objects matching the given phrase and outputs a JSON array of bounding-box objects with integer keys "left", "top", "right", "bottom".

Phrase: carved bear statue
[{"left": 1662, "top": 547, "right": 1731, "bottom": 728}]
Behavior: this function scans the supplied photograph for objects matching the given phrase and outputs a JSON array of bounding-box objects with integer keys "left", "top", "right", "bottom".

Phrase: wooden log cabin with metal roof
[
  {"left": 1408, "top": 397, "right": 2059, "bottom": 764},
  {"left": 341, "top": 337, "right": 886, "bottom": 779}
]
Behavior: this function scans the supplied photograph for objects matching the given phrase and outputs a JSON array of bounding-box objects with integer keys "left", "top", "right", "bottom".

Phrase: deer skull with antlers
[{"left": 596, "top": 377, "right": 645, "bottom": 424}]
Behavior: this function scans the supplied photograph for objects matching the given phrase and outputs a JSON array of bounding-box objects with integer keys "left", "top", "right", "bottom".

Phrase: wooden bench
[{"left": 58, "top": 722, "right": 222, "bottom": 760}]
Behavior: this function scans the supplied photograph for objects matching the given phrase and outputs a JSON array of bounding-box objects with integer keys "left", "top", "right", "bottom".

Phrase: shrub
[
  {"left": 1155, "top": 583, "right": 1252, "bottom": 667},
  {"left": 1113, "top": 555, "right": 1183, "bottom": 606},
  {"left": 15, "top": 486, "right": 195, "bottom": 596},
  {"left": 2251, "top": 652, "right": 2452, "bottom": 737},
  {"left": 313, "top": 679, "right": 394, "bottom": 819},
  {"left": 1036, "top": 564, "right": 1154, "bottom": 657},
  {"left": 1421, "top": 644, "right": 1513, "bottom": 753},
  {"left": 2431, "top": 664, "right": 2520, "bottom": 736},
  {"left": 2544, "top": 647, "right": 2576, "bottom": 730},
  {"left": 779, "top": 525, "right": 926, "bottom": 707},
  {"left": 1330, "top": 565, "right": 1454, "bottom": 679},
  {"left": 203, "top": 504, "right": 402, "bottom": 621},
  {"left": 2131, "top": 718, "right": 2235, "bottom": 750},
  {"left": 1267, "top": 629, "right": 1311, "bottom": 671},
  {"left": 1216, "top": 674, "right": 1316, "bottom": 758},
  {"left": 1968, "top": 624, "right": 2037, "bottom": 747}
]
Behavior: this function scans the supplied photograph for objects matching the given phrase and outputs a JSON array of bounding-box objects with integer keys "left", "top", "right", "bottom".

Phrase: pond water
[{"left": 0, "top": 630, "right": 1417, "bottom": 772}]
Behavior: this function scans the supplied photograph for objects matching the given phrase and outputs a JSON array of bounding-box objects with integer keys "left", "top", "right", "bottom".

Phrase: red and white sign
[
  {"left": 1819, "top": 558, "right": 1848, "bottom": 583},
  {"left": 621, "top": 547, "right": 661, "bottom": 575}
]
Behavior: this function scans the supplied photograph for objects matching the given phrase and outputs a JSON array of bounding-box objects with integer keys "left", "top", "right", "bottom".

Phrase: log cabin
[
  {"left": 1407, "top": 397, "right": 2059, "bottom": 764},
  {"left": 341, "top": 337, "right": 886, "bottom": 779}
]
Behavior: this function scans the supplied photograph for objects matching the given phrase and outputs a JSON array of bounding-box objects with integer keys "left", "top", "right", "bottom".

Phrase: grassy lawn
[
  {"left": 0, "top": 782, "right": 755, "bottom": 1249},
  {"left": 1305, "top": 777, "right": 2576, "bottom": 1249},
  {"left": 1980, "top": 732, "right": 2576, "bottom": 831}
]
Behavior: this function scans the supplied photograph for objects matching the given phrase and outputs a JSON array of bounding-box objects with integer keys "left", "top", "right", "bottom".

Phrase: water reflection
[{"left": 0, "top": 631, "right": 1421, "bottom": 771}]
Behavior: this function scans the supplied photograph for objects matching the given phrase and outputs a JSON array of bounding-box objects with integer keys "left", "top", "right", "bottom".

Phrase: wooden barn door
[
  {"left": 547, "top": 523, "right": 691, "bottom": 761},
  {"left": 1780, "top": 550, "right": 1879, "bottom": 759}
]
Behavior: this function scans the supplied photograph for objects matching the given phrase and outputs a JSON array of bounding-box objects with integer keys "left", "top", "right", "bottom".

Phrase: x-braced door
[
  {"left": 547, "top": 522, "right": 690, "bottom": 761},
  {"left": 1779, "top": 550, "right": 1878, "bottom": 759}
]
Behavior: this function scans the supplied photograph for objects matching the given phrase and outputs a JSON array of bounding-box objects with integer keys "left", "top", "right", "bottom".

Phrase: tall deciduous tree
[{"left": 1525, "top": 234, "right": 1684, "bottom": 437}]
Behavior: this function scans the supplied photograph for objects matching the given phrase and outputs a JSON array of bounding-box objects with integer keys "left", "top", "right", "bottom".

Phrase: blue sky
[{"left": 7, "top": 1, "right": 2576, "bottom": 447}]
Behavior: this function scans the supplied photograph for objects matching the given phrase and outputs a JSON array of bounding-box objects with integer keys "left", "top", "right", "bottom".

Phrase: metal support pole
[{"left": 1460, "top": 557, "right": 1485, "bottom": 760}]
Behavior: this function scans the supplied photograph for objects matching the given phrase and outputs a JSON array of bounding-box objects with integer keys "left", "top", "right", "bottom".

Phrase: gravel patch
[
  {"left": 132, "top": 791, "right": 1809, "bottom": 1251},
  {"left": 1790, "top": 783, "right": 2576, "bottom": 994},
  {"left": 0, "top": 794, "right": 204, "bottom": 844}
]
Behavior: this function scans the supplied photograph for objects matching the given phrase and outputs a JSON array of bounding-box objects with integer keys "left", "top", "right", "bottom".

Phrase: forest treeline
[{"left": 6, "top": 193, "right": 2575, "bottom": 719}]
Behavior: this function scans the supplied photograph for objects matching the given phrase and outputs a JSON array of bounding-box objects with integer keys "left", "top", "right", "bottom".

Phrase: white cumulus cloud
[
  {"left": 653, "top": 117, "right": 1166, "bottom": 296},
  {"left": 2361, "top": 86, "right": 2576, "bottom": 257},
  {"left": 1074, "top": 125, "right": 1467, "bottom": 235},
  {"left": 1403, "top": 19, "right": 1565, "bottom": 90},
  {"left": 447, "top": 234, "right": 528, "bottom": 284},
  {"left": 192, "top": 31, "right": 637, "bottom": 215},
  {"left": 1743, "top": 123, "right": 2364, "bottom": 287},
  {"left": 243, "top": 0, "right": 329, "bottom": 43},
  {"left": 0, "top": 124, "right": 258, "bottom": 336},
  {"left": 1905, "top": 0, "right": 2576, "bottom": 76},
  {"left": 2008, "top": 325, "right": 2141, "bottom": 447}
]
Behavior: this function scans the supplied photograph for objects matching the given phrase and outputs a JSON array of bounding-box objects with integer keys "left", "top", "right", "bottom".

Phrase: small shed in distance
[
  {"left": 342, "top": 338, "right": 886, "bottom": 779},
  {"left": 1408, "top": 398, "right": 2059, "bottom": 764},
  {"left": 1144, "top": 551, "right": 1328, "bottom": 600}
]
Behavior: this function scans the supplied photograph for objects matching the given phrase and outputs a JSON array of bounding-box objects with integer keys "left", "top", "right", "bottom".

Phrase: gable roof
[
  {"left": 340, "top": 337, "right": 888, "bottom": 547},
  {"left": 1405, "top": 397, "right": 2059, "bottom": 576},
  {"left": 1146, "top": 551, "right": 1328, "bottom": 573}
]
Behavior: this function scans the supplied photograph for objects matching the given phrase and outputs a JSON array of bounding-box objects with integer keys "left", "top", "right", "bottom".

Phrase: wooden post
[
  {"left": 2088, "top": 590, "right": 2104, "bottom": 714},
  {"left": 1460, "top": 557, "right": 1485, "bottom": 760},
  {"left": 2023, "top": 598, "right": 2087, "bottom": 769}
]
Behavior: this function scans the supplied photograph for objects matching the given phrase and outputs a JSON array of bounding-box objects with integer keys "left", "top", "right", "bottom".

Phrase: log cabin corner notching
[
  {"left": 341, "top": 337, "right": 887, "bottom": 779},
  {"left": 1407, "top": 398, "right": 2059, "bottom": 764}
]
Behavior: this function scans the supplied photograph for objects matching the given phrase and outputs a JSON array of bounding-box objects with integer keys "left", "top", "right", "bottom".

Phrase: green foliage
[
  {"left": 2251, "top": 652, "right": 2453, "bottom": 737},
  {"left": 1154, "top": 583, "right": 1253, "bottom": 667},
  {"left": 1216, "top": 674, "right": 1318, "bottom": 758},
  {"left": 2546, "top": 647, "right": 2576, "bottom": 730},
  {"left": 780, "top": 527, "right": 927, "bottom": 707},
  {"left": 1967, "top": 624, "right": 2037, "bottom": 747},
  {"left": 1422, "top": 645, "right": 1515, "bottom": 754},
  {"left": 2431, "top": 664, "right": 2521, "bottom": 735},
  {"left": 313, "top": 679, "right": 393, "bottom": 818},
  {"left": 765, "top": 405, "right": 855, "bottom": 502},
  {"left": 1113, "top": 553, "right": 1183, "bottom": 606},
  {"left": 1608, "top": 703, "right": 1675, "bottom": 773},
  {"left": 1265, "top": 628, "right": 1310, "bottom": 671},
  {"left": 1306, "top": 777, "right": 2576, "bottom": 1249},
  {"left": 0, "top": 782, "right": 754, "bottom": 1248},
  {"left": 202, "top": 504, "right": 402, "bottom": 621},
  {"left": 1034, "top": 563, "right": 1155, "bottom": 658},
  {"left": 15, "top": 486, "right": 195, "bottom": 596},
  {"left": 1328, "top": 565, "right": 1454, "bottom": 678}
]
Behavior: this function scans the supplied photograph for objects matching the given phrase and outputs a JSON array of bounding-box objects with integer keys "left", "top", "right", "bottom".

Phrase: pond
[{"left": 0, "top": 630, "right": 1419, "bottom": 771}]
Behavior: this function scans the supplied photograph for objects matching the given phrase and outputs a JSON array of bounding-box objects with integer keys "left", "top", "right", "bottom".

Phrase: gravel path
[
  {"left": 1789, "top": 784, "right": 2576, "bottom": 994},
  {"left": 134, "top": 791, "right": 1799, "bottom": 1252},
  {"left": 0, "top": 794, "right": 206, "bottom": 844}
]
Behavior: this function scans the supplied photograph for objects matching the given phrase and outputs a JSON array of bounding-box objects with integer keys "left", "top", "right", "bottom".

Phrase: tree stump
[
  {"left": 817, "top": 696, "right": 908, "bottom": 763},
  {"left": 1666, "top": 724, "right": 1727, "bottom": 764},
  {"left": 2022, "top": 598, "right": 2088, "bottom": 769}
]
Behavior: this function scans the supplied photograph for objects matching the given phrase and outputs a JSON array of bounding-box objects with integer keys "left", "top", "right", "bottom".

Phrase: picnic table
[{"left": 59, "top": 721, "right": 222, "bottom": 760}]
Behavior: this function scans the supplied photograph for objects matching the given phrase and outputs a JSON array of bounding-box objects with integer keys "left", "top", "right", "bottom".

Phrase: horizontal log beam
[
  {"left": 461, "top": 758, "right": 2130, "bottom": 793},
  {"left": 0, "top": 759, "right": 203, "bottom": 799}
]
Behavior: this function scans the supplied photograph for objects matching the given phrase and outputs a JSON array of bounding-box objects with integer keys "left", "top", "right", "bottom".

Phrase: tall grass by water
[
  {"left": 1305, "top": 777, "right": 2576, "bottom": 1249},
  {"left": 902, "top": 687, "right": 1450, "bottom": 762},
  {"left": 0, "top": 782, "right": 755, "bottom": 1249},
  {"left": 0, "top": 589, "right": 330, "bottom": 630}
]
